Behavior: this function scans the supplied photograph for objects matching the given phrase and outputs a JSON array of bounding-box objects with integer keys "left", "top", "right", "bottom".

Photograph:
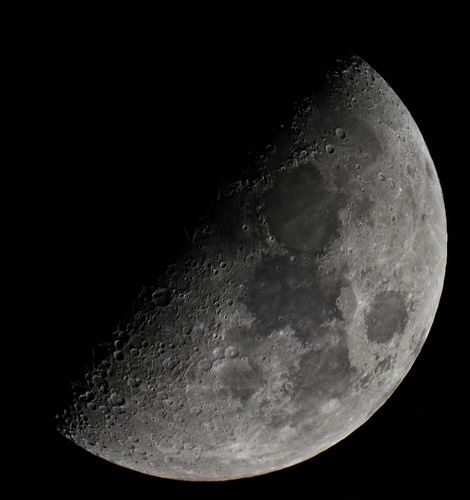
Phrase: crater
[
  {"left": 425, "top": 157, "right": 435, "bottom": 181},
  {"left": 365, "top": 290, "right": 408, "bottom": 344}
]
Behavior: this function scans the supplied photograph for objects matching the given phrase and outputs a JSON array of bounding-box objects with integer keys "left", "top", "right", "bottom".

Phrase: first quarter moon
[{"left": 57, "top": 55, "right": 447, "bottom": 481}]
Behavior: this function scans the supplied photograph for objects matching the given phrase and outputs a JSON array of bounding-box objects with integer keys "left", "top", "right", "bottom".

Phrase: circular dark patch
[
  {"left": 365, "top": 290, "right": 408, "bottom": 343},
  {"left": 264, "top": 163, "right": 346, "bottom": 254}
]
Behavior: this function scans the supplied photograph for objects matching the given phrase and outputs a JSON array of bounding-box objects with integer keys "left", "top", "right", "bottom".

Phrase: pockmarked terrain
[{"left": 57, "top": 55, "right": 447, "bottom": 481}]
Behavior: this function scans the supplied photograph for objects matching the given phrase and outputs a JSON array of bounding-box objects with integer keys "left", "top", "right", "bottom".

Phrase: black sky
[{"left": 6, "top": 6, "right": 466, "bottom": 498}]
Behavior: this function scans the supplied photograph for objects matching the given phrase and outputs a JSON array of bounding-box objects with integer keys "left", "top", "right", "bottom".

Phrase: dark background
[{"left": 6, "top": 6, "right": 466, "bottom": 498}]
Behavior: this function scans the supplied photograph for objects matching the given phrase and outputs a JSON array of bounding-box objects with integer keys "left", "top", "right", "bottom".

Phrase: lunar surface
[{"left": 57, "top": 55, "right": 447, "bottom": 481}]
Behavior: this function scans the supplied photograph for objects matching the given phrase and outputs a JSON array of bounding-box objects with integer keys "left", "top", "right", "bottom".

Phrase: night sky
[{"left": 6, "top": 6, "right": 465, "bottom": 498}]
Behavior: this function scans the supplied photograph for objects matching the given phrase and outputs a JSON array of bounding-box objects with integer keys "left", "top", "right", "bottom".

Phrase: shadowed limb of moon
[{"left": 57, "top": 55, "right": 447, "bottom": 481}]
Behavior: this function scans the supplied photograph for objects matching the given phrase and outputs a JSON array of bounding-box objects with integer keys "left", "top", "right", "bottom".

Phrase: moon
[{"left": 57, "top": 55, "right": 447, "bottom": 481}]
